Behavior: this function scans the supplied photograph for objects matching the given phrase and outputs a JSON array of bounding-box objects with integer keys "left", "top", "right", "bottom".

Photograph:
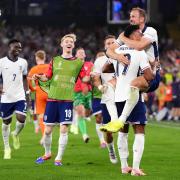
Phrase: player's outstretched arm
[{"left": 119, "top": 32, "right": 151, "bottom": 51}]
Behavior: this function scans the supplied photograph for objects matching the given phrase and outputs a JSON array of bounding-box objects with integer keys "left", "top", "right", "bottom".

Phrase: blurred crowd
[{"left": 0, "top": 25, "right": 179, "bottom": 121}]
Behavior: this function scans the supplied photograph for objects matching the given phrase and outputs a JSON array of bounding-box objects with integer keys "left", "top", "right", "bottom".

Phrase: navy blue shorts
[
  {"left": 116, "top": 101, "right": 147, "bottom": 125},
  {"left": 147, "top": 71, "right": 161, "bottom": 93},
  {"left": 0, "top": 100, "right": 27, "bottom": 120},
  {"left": 101, "top": 103, "right": 111, "bottom": 124},
  {"left": 92, "top": 98, "right": 102, "bottom": 115},
  {"left": 44, "top": 101, "right": 73, "bottom": 125}
]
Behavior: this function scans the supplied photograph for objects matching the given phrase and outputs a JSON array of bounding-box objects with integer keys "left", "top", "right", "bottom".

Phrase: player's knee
[
  {"left": 95, "top": 114, "right": 102, "bottom": 123},
  {"left": 61, "top": 124, "right": 68, "bottom": 133},
  {"left": 133, "top": 124, "right": 145, "bottom": 134},
  {"left": 16, "top": 115, "right": 26, "bottom": 123},
  {"left": 3, "top": 119, "right": 11, "bottom": 125},
  {"left": 44, "top": 128, "right": 52, "bottom": 135},
  {"left": 105, "top": 132, "right": 113, "bottom": 143}
]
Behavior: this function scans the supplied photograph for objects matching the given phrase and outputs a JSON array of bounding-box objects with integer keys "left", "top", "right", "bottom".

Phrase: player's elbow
[
  {"left": 143, "top": 69, "right": 155, "bottom": 81},
  {"left": 144, "top": 73, "right": 154, "bottom": 81}
]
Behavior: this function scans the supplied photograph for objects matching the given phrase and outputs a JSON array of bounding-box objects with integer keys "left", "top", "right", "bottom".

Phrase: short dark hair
[
  {"left": 124, "top": 25, "right": 140, "bottom": 38},
  {"left": 8, "top": 39, "right": 21, "bottom": 46},
  {"left": 75, "top": 47, "right": 84, "bottom": 53},
  {"left": 104, "top": 35, "right": 116, "bottom": 43}
]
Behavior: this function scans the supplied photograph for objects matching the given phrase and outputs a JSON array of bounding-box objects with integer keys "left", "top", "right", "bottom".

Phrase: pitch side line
[{"left": 148, "top": 122, "right": 180, "bottom": 130}]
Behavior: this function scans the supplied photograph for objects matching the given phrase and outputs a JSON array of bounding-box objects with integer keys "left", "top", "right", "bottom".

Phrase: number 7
[
  {"left": 122, "top": 53, "right": 131, "bottom": 75},
  {"left": 13, "top": 74, "right": 16, "bottom": 81}
]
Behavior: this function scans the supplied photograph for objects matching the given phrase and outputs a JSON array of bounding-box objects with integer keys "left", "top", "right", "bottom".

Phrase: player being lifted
[
  {"left": 106, "top": 25, "right": 153, "bottom": 176},
  {"left": 0, "top": 39, "right": 28, "bottom": 159},
  {"left": 35, "top": 34, "right": 83, "bottom": 166},
  {"left": 102, "top": 7, "right": 160, "bottom": 132}
]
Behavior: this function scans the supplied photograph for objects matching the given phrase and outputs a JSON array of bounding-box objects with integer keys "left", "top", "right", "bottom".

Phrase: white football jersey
[
  {"left": 113, "top": 45, "right": 150, "bottom": 102},
  {"left": 93, "top": 55, "right": 115, "bottom": 84},
  {"left": 143, "top": 26, "right": 159, "bottom": 62},
  {"left": 0, "top": 56, "right": 28, "bottom": 103}
]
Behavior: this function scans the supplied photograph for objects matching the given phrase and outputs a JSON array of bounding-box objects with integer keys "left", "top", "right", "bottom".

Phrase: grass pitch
[{"left": 0, "top": 115, "right": 180, "bottom": 180}]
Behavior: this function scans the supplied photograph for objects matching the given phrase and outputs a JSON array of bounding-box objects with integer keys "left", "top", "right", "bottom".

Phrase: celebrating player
[
  {"left": 0, "top": 39, "right": 28, "bottom": 159},
  {"left": 104, "top": 7, "right": 160, "bottom": 132},
  {"left": 35, "top": 34, "right": 83, "bottom": 166},
  {"left": 104, "top": 25, "right": 154, "bottom": 175},
  {"left": 93, "top": 35, "right": 120, "bottom": 163}
]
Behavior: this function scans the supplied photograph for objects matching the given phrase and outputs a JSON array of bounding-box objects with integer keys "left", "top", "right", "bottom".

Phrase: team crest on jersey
[{"left": 19, "top": 66, "right": 22, "bottom": 71}]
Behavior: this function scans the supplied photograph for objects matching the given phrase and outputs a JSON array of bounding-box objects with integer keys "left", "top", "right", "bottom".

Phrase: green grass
[{"left": 0, "top": 116, "right": 180, "bottom": 180}]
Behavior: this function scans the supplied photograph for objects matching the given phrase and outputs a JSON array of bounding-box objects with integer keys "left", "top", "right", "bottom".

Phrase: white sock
[
  {"left": 119, "top": 86, "right": 139, "bottom": 123},
  {"left": 106, "top": 101, "right": 118, "bottom": 120},
  {"left": 55, "top": 132, "right": 68, "bottom": 161},
  {"left": 44, "top": 133, "right": 52, "bottom": 156},
  {"left": 96, "top": 123, "right": 105, "bottom": 143},
  {"left": 13, "top": 121, "right": 25, "bottom": 136},
  {"left": 33, "top": 120, "right": 39, "bottom": 129},
  {"left": 117, "top": 132, "right": 129, "bottom": 168},
  {"left": 103, "top": 83, "right": 118, "bottom": 120},
  {"left": 2, "top": 123, "right": 10, "bottom": 149},
  {"left": 133, "top": 134, "right": 145, "bottom": 169},
  {"left": 107, "top": 142, "right": 115, "bottom": 154}
]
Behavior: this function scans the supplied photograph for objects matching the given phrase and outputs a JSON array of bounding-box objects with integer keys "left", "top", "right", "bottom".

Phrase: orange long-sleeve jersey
[{"left": 28, "top": 64, "right": 49, "bottom": 114}]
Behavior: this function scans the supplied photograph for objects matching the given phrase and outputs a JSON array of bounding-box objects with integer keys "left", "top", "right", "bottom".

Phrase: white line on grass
[{"left": 148, "top": 122, "right": 180, "bottom": 130}]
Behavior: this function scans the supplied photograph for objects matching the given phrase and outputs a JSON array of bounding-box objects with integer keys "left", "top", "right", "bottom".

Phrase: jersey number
[
  {"left": 122, "top": 54, "right": 131, "bottom": 75},
  {"left": 12, "top": 74, "right": 16, "bottom": 81},
  {"left": 65, "top": 109, "right": 72, "bottom": 118}
]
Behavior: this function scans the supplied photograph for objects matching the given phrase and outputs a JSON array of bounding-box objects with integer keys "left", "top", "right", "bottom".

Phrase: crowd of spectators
[{"left": 0, "top": 25, "right": 179, "bottom": 121}]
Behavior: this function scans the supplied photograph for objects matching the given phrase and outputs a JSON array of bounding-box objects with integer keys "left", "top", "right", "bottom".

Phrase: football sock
[
  {"left": 14, "top": 121, "right": 25, "bottom": 136},
  {"left": 117, "top": 132, "right": 129, "bottom": 168},
  {"left": 133, "top": 134, "right": 145, "bottom": 169},
  {"left": 2, "top": 123, "right": 10, "bottom": 149},
  {"left": 103, "top": 83, "right": 118, "bottom": 120},
  {"left": 33, "top": 119, "right": 39, "bottom": 130},
  {"left": 55, "top": 132, "right": 68, "bottom": 161},
  {"left": 78, "top": 117, "right": 87, "bottom": 135},
  {"left": 96, "top": 123, "right": 105, "bottom": 143},
  {"left": 44, "top": 133, "right": 52, "bottom": 156},
  {"left": 119, "top": 86, "right": 139, "bottom": 123}
]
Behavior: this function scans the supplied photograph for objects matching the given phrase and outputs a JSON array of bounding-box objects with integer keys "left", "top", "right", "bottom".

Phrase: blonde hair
[
  {"left": 131, "top": 7, "right": 147, "bottom": 22},
  {"left": 35, "top": 50, "right": 46, "bottom": 60},
  {"left": 61, "top": 33, "right": 76, "bottom": 43}
]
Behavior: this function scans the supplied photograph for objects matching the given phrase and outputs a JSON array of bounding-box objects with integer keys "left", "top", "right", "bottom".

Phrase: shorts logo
[{"left": 44, "top": 115, "right": 47, "bottom": 121}]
